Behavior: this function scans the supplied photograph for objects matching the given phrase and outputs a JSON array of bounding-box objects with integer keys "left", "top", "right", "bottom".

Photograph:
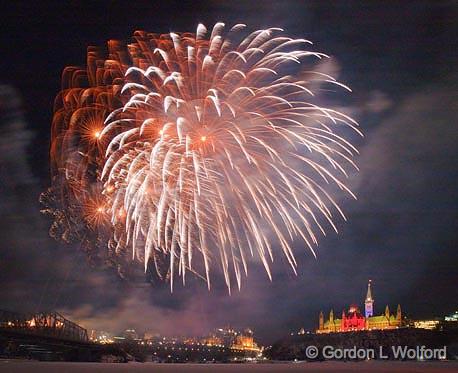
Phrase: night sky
[{"left": 0, "top": 1, "right": 457, "bottom": 344}]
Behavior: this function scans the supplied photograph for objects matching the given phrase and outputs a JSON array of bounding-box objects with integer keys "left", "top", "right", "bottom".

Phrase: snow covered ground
[{"left": 1, "top": 361, "right": 457, "bottom": 373}]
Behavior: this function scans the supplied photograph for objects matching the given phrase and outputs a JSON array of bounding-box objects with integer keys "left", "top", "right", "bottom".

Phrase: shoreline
[{"left": 1, "top": 360, "right": 458, "bottom": 373}]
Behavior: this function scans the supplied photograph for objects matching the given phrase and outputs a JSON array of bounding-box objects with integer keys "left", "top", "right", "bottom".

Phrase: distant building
[
  {"left": 413, "top": 320, "right": 440, "bottom": 330},
  {"left": 445, "top": 311, "right": 458, "bottom": 322},
  {"left": 317, "top": 280, "right": 403, "bottom": 333},
  {"left": 231, "top": 328, "right": 261, "bottom": 352},
  {"left": 123, "top": 328, "right": 138, "bottom": 340},
  {"left": 201, "top": 327, "right": 261, "bottom": 352},
  {"left": 183, "top": 337, "right": 198, "bottom": 345},
  {"left": 214, "top": 326, "right": 238, "bottom": 347},
  {"left": 364, "top": 280, "right": 374, "bottom": 317},
  {"left": 89, "top": 330, "right": 114, "bottom": 344},
  {"left": 143, "top": 331, "right": 160, "bottom": 340},
  {"left": 201, "top": 334, "right": 223, "bottom": 346}
]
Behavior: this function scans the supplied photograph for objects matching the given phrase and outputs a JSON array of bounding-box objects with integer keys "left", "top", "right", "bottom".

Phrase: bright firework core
[{"left": 41, "top": 23, "right": 361, "bottom": 291}]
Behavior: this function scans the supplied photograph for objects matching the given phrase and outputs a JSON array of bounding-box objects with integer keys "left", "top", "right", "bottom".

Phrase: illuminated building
[
  {"left": 413, "top": 320, "right": 440, "bottom": 330},
  {"left": 143, "top": 331, "right": 160, "bottom": 341},
  {"left": 445, "top": 311, "right": 458, "bottom": 322},
  {"left": 317, "top": 280, "right": 402, "bottom": 333},
  {"left": 183, "top": 337, "right": 198, "bottom": 345},
  {"left": 230, "top": 328, "right": 261, "bottom": 352},
  {"left": 123, "top": 328, "right": 138, "bottom": 340},
  {"left": 89, "top": 330, "right": 114, "bottom": 344},
  {"left": 365, "top": 280, "right": 374, "bottom": 317},
  {"left": 201, "top": 334, "right": 223, "bottom": 347},
  {"left": 214, "top": 326, "right": 238, "bottom": 347}
]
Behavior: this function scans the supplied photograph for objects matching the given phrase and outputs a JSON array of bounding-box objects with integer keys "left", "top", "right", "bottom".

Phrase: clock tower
[{"left": 365, "top": 280, "right": 374, "bottom": 318}]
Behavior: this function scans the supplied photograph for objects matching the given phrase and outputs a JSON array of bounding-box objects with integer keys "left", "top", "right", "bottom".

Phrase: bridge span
[{"left": 0, "top": 310, "right": 126, "bottom": 361}]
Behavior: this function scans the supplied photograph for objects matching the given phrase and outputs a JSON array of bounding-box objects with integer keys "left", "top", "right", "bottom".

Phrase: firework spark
[{"left": 42, "top": 23, "right": 361, "bottom": 290}]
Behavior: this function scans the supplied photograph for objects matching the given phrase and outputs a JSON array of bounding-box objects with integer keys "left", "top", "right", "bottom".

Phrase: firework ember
[{"left": 41, "top": 23, "right": 361, "bottom": 291}]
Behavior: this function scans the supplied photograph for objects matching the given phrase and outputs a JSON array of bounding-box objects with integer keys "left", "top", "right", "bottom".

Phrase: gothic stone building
[{"left": 317, "top": 280, "right": 402, "bottom": 333}]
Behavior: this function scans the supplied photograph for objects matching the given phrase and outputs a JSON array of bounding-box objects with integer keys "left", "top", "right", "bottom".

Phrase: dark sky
[{"left": 0, "top": 1, "right": 457, "bottom": 344}]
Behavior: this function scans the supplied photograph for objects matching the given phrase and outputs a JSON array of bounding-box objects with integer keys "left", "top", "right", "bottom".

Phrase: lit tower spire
[{"left": 365, "top": 280, "right": 374, "bottom": 318}]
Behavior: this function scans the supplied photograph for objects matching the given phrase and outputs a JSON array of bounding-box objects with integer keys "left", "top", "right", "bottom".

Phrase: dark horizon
[{"left": 0, "top": 1, "right": 457, "bottom": 345}]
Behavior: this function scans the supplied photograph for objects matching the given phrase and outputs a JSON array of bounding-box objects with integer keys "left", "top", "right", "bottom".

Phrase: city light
[{"left": 413, "top": 320, "right": 440, "bottom": 330}]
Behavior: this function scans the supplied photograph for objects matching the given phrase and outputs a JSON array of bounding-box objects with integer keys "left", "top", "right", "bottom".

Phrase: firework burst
[{"left": 42, "top": 23, "right": 361, "bottom": 290}]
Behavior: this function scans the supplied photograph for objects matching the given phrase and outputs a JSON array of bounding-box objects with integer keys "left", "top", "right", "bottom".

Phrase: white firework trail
[
  {"left": 98, "top": 23, "right": 361, "bottom": 291},
  {"left": 43, "top": 23, "right": 361, "bottom": 291}
]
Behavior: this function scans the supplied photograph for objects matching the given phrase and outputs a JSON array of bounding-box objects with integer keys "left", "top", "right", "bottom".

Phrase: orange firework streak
[{"left": 42, "top": 24, "right": 361, "bottom": 291}]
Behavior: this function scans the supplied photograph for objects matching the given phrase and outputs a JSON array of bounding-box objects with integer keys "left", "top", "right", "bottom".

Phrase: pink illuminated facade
[{"left": 317, "top": 281, "right": 402, "bottom": 333}]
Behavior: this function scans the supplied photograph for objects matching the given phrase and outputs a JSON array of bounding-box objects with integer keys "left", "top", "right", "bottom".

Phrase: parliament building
[{"left": 317, "top": 280, "right": 403, "bottom": 333}]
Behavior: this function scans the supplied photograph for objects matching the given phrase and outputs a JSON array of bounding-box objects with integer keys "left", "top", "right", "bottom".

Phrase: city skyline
[{"left": 0, "top": 0, "right": 457, "bottom": 346}]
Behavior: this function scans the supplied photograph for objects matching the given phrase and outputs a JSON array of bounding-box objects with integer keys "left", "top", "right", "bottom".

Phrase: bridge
[
  {"left": 0, "top": 310, "right": 126, "bottom": 361},
  {"left": 0, "top": 309, "right": 88, "bottom": 342}
]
